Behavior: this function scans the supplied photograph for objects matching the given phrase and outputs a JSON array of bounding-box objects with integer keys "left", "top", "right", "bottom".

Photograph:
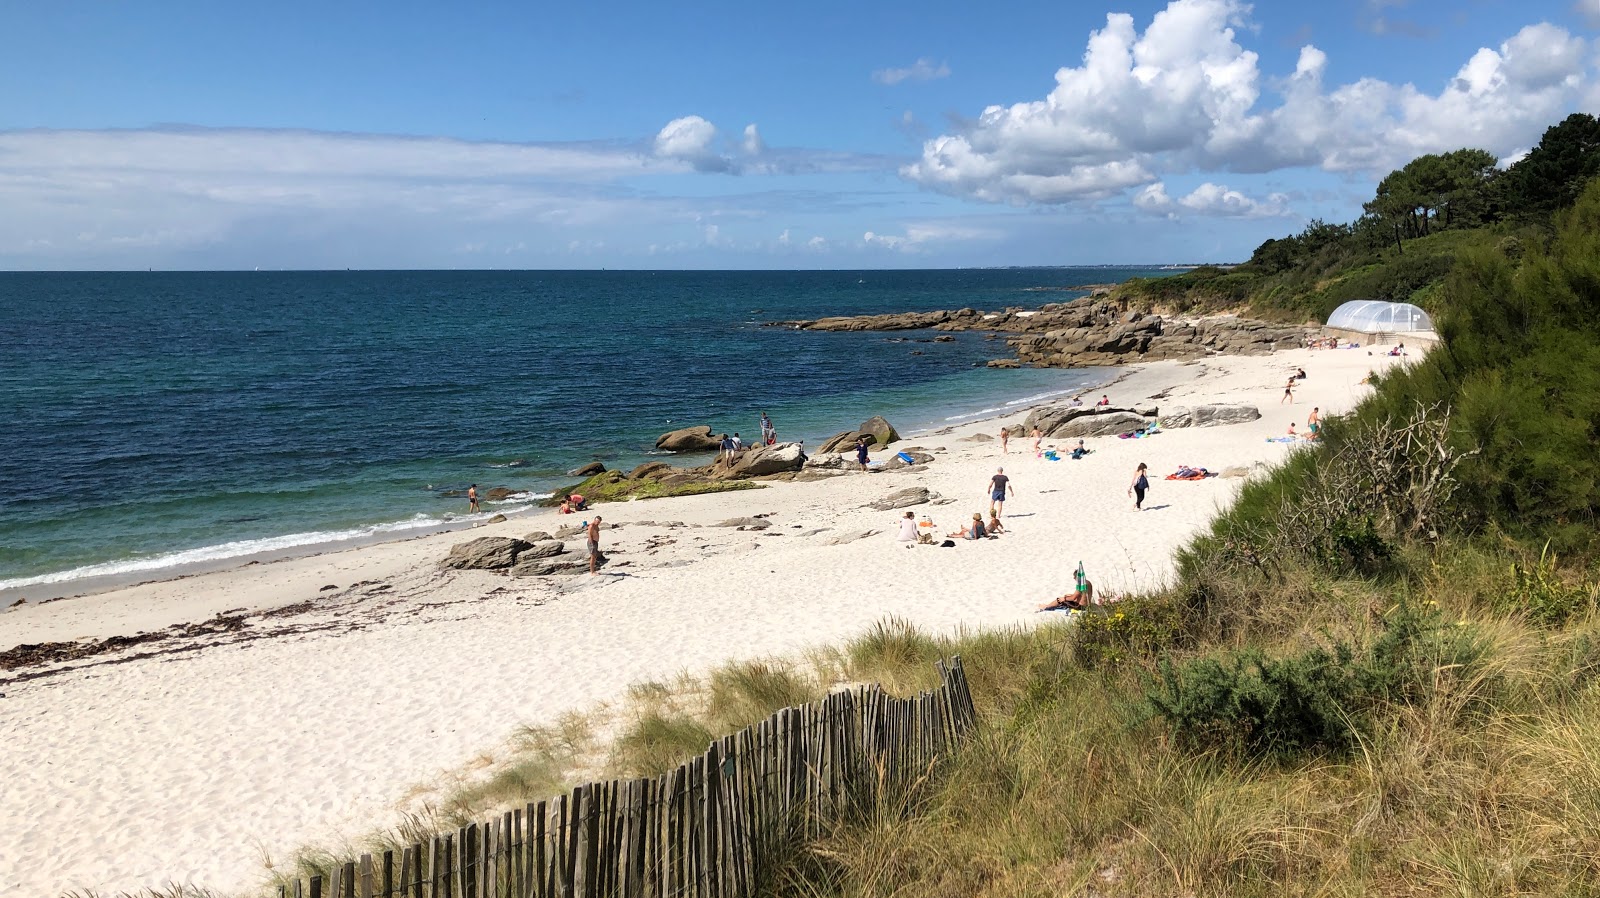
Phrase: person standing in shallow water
[
  {"left": 1128, "top": 463, "right": 1149, "bottom": 511},
  {"left": 467, "top": 484, "right": 480, "bottom": 513}
]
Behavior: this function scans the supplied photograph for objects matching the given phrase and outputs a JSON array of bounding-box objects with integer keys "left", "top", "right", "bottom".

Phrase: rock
[
  {"left": 715, "top": 517, "right": 771, "bottom": 530},
  {"left": 1052, "top": 411, "right": 1151, "bottom": 438},
  {"left": 523, "top": 531, "right": 553, "bottom": 542},
  {"left": 554, "top": 525, "right": 585, "bottom": 539},
  {"left": 8, "top": 598, "right": 25, "bottom": 608},
  {"left": 629, "top": 461, "right": 674, "bottom": 480},
  {"left": 1158, "top": 404, "right": 1263, "bottom": 429},
  {"left": 817, "top": 430, "right": 864, "bottom": 454},
  {"left": 933, "top": 335, "right": 956, "bottom": 343},
  {"left": 485, "top": 513, "right": 508, "bottom": 524},
  {"left": 883, "top": 450, "right": 934, "bottom": 470},
  {"left": 567, "top": 462, "right": 606, "bottom": 477},
  {"left": 985, "top": 358, "right": 1021, "bottom": 368},
  {"left": 484, "top": 487, "right": 517, "bottom": 501},
  {"left": 858, "top": 416, "right": 900, "bottom": 447},
  {"left": 828, "top": 530, "right": 878, "bottom": 545},
  {"left": 793, "top": 469, "right": 843, "bottom": 482},
  {"left": 521, "top": 540, "right": 566, "bottom": 559},
  {"left": 655, "top": 425, "right": 722, "bottom": 453},
  {"left": 442, "top": 536, "right": 532, "bottom": 571},
  {"left": 1220, "top": 466, "right": 1251, "bottom": 478},
  {"left": 802, "top": 453, "right": 850, "bottom": 469},
  {"left": 511, "top": 558, "right": 591, "bottom": 577},
  {"left": 958, "top": 432, "right": 995, "bottom": 442},
  {"left": 866, "top": 487, "right": 934, "bottom": 510},
  {"left": 720, "top": 443, "right": 806, "bottom": 478}
]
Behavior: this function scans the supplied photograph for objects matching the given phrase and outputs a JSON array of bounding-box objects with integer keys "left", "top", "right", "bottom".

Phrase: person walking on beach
[
  {"left": 1307, "top": 406, "right": 1321, "bottom": 438},
  {"left": 1031, "top": 426, "right": 1043, "bottom": 456},
  {"left": 855, "top": 436, "right": 871, "bottom": 471},
  {"left": 1128, "top": 463, "right": 1149, "bottom": 511},
  {"left": 1281, "top": 379, "right": 1295, "bottom": 404},
  {"left": 587, "top": 515, "right": 603, "bottom": 574},
  {"left": 1000, "top": 427, "right": 1010, "bottom": 454},
  {"left": 988, "top": 467, "right": 1014, "bottom": 517},
  {"left": 467, "top": 484, "right": 480, "bottom": 513}
]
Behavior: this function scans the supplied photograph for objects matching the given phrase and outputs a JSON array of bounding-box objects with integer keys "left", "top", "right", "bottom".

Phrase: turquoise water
[{"left": 0, "top": 268, "right": 1163, "bottom": 595}]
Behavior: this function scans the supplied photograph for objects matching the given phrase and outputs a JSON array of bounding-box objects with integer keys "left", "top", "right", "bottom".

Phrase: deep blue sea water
[{"left": 0, "top": 268, "right": 1165, "bottom": 596}]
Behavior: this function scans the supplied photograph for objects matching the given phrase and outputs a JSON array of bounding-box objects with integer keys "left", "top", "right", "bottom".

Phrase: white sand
[{"left": 0, "top": 346, "right": 1403, "bottom": 897}]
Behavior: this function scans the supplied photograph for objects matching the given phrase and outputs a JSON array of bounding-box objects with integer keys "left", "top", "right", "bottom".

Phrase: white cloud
[
  {"left": 653, "top": 115, "right": 733, "bottom": 172},
  {"left": 1134, "top": 181, "right": 1290, "bottom": 218},
  {"left": 742, "top": 123, "right": 764, "bottom": 155},
  {"left": 1576, "top": 0, "right": 1600, "bottom": 29},
  {"left": 903, "top": 0, "right": 1594, "bottom": 205},
  {"left": 873, "top": 58, "right": 952, "bottom": 85},
  {"left": 861, "top": 220, "right": 1005, "bottom": 252}
]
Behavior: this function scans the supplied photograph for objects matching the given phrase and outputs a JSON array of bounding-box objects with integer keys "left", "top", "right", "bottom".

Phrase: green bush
[
  {"left": 1070, "top": 594, "right": 1187, "bottom": 669},
  {"left": 1497, "top": 544, "right": 1596, "bottom": 627},
  {"left": 1145, "top": 603, "right": 1484, "bottom": 759}
]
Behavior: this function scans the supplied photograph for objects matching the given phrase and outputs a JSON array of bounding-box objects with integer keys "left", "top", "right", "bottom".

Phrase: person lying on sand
[
  {"left": 947, "top": 513, "right": 986, "bottom": 540},
  {"left": 1039, "top": 579, "right": 1094, "bottom": 611}
]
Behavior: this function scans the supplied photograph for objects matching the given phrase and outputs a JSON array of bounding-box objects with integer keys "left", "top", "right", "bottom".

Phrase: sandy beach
[{"left": 0, "top": 344, "right": 1402, "bottom": 897}]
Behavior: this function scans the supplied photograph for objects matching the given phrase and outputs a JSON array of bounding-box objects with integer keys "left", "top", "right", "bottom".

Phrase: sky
[{"left": 2, "top": 0, "right": 1597, "bottom": 270}]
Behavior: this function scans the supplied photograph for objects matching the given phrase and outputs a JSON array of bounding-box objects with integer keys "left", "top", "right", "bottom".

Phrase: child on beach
[
  {"left": 1031, "top": 426, "right": 1043, "bottom": 456},
  {"left": 1000, "top": 427, "right": 1010, "bottom": 454}
]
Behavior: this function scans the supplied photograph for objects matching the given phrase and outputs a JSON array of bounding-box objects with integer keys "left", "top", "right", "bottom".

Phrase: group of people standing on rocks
[{"left": 719, "top": 412, "right": 781, "bottom": 462}]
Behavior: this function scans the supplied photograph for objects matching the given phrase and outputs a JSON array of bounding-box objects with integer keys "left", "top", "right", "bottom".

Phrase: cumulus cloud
[
  {"left": 861, "top": 220, "right": 1005, "bottom": 252},
  {"left": 873, "top": 58, "right": 952, "bottom": 85},
  {"left": 1133, "top": 181, "right": 1290, "bottom": 218},
  {"left": 903, "top": 0, "right": 1594, "bottom": 205},
  {"left": 654, "top": 115, "right": 734, "bottom": 172},
  {"left": 742, "top": 124, "right": 764, "bottom": 155}
]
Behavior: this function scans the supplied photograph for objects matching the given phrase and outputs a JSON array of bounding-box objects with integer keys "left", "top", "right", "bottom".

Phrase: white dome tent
[{"left": 1323, "top": 300, "right": 1434, "bottom": 345}]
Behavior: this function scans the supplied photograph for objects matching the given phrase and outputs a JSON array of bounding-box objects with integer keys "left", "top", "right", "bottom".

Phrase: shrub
[
  {"left": 1071, "top": 594, "right": 1187, "bottom": 670},
  {"left": 1145, "top": 603, "right": 1484, "bottom": 759},
  {"left": 1498, "top": 544, "right": 1597, "bottom": 627}
]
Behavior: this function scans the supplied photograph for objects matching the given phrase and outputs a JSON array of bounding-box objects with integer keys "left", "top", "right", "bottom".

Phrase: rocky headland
[{"left": 771, "top": 296, "right": 1308, "bottom": 368}]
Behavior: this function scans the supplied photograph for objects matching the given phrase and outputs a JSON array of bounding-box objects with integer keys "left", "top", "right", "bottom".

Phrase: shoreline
[
  {"left": 0, "top": 345, "right": 1405, "bottom": 897},
  {"left": 0, "top": 366, "right": 1118, "bottom": 609}
]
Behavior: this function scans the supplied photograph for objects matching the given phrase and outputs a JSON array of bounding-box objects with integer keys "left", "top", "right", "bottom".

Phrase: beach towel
[
  {"left": 1266, "top": 436, "right": 1296, "bottom": 443},
  {"left": 1165, "top": 468, "right": 1214, "bottom": 480},
  {"left": 895, "top": 451, "right": 914, "bottom": 464}
]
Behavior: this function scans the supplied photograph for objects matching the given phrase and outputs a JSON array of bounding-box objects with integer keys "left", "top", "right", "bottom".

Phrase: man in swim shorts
[
  {"left": 587, "top": 515, "right": 603, "bottom": 575},
  {"left": 468, "top": 484, "right": 479, "bottom": 513},
  {"left": 988, "top": 467, "right": 1013, "bottom": 517}
]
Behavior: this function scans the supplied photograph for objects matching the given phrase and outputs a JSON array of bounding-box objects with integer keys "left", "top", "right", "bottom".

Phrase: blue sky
[{"left": 2, "top": 0, "right": 1596, "bottom": 270}]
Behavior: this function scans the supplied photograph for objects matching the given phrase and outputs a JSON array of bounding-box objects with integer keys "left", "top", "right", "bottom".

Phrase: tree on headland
[
  {"left": 1362, "top": 148, "right": 1500, "bottom": 252},
  {"left": 1501, "top": 113, "right": 1600, "bottom": 220}
]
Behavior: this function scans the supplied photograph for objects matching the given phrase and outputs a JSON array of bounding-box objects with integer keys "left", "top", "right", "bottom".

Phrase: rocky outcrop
[
  {"left": 858, "top": 416, "right": 900, "bottom": 446},
  {"left": 817, "top": 431, "right": 864, "bottom": 454},
  {"left": 629, "top": 461, "right": 674, "bottom": 480},
  {"left": 717, "top": 442, "right": 806, "bottom": 478},
  {"left": 1051, "top": 411, "right": 1151, "bottom": 438},
  {"left": 484, "top": 487, "right": 518, "bottom": 501},
  {"left": 443, "top": 537, "right": 532, "bottom": 571},
  {"left": 773, "top": 297, "right": 1308, "bottom": 368},
  {"left": 1158, "top": 404, "right": 1263, "bottom": 429},
  {"left": 866, "top": 487, "right": 935, "bottom": 510},
  {"left": 1024, "top": 405, "right": 1155, "bottom": 438},
  {"left": 567, "top": 462, "right": 606, "bottom": 477},
  {"left": 655, "top": 426, "right": 722, "bottom": 452}
]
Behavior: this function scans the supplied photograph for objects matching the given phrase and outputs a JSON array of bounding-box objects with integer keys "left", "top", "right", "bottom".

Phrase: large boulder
[
  {"left": 817, "top": 430, "right": 864, "bottom": 454},
  {"left": 442, "top": 536, "right": 532, "bottom": 571},
  {"left": 859, "top": 416, "right": 900, "bottom": 447},
  {"left": 883, "top": 450, "right": 934, "bottom": 470},
  {"left": 1158, "top": 404, "right": 1262, "bottom": 429},
  {"left": 803, "top": 453, "right": 850, "bottom": 470},
  {"left": 655, "top": 426, "right": 722, "bottom": 452},
  {"left": 629, "top": 461, "right": 674, "bottom": 480},
  {"left": 520, "top": 540, "right": 566, "bottom": 559},
  {"left": 720, "top": 442, "right": 806, "bottom": 478},
  {"left": 1052, "top": 411, "right": 1151, "bottom": 438},
  {"left": 484, "top": 487, "right": 518, "bottom": 501},
  {"left": 567, "top": 462, "right": 606, "bottom": 477}
]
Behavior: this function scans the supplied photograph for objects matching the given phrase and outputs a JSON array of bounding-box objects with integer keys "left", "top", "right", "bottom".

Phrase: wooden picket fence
[{"left": 277, "top": 657, "right": 976, "bottom": 898}]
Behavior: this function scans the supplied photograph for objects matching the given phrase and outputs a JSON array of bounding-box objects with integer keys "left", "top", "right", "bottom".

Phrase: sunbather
[{"left": 1039, "top": 579, "right": 1094, "bottom": 611}]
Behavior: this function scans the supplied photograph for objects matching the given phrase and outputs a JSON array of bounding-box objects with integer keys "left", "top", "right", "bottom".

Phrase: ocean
[{"left": 0, "top": 268, "right": 1164, "bottom": 597}]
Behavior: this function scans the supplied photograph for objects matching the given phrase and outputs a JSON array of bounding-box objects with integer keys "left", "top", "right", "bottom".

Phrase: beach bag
[{"left": 940, "top": 539, "right": 956, "bottom": 548}]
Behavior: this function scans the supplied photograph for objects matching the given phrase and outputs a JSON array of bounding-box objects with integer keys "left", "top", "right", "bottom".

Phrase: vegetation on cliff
[{"left": 1114, "top": 112, "right": 1600, "bottom": 324}]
